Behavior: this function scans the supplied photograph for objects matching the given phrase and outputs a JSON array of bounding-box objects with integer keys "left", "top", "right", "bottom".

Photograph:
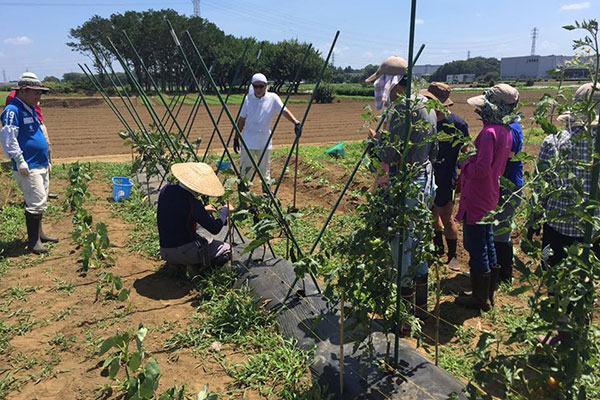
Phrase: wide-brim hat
[
  {"left": 365, "top": 56, "right": 408, "bottom": 83},
  {"left": 467, "top": 83, "right": 519, "bottom": 108},
  {"left": 419, "top": 82, "right": 453, "bottom": 106},
  {"left": 170, "top": 162, "right": 225, "bottom": 197},
  {"left": 556, "top": 111, "right": 599, "bottom": 126},
  {"left": 12, "top": 72, "right": 49, "bottom": 92}
]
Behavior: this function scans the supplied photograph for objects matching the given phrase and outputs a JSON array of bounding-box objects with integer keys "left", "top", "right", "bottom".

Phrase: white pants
[
  {"left": 14, "top": 167, "right": 49, "bottom": 214},
  {"left": 239, "top": 148, "right": 271, "bottom": 183}
]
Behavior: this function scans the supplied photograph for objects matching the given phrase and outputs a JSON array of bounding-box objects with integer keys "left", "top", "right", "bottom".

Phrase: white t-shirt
[{"left": 239, "top": 92, "right": 284, "bottom": 150}]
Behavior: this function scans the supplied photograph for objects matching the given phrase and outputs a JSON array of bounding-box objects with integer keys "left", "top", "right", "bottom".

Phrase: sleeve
[
  {"left": 240, "top": 97, "right": 249, "bottom": 119},
  {"left": 459, "top": 119, "right": 469, "bottom": 138},
  {"left": 0, "top": 106, "right": 22, "bottom": 159},
  {"left": 273, "top": 93, "right": 284, "bottom": 112},
  {"left": 192, "top": 198, "right": 224, "bottom": 234},
  {"left": 428, "top": 109, "right": 438, "bottom": 162},
  {"left": 460, "top": 130, "right": 495, "bottom": 179},
  {"left": 536, "top": 134, "right": 557, "bottom": 174}
]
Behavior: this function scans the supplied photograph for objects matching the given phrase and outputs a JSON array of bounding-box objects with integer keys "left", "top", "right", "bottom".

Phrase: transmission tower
[
  {"left": 192, "top": 0, "right": 200, "bottom": 17},
  {"left": 467, "top": 50, "right": 470, "bottom": 60},
  {"left": 531, "top": 27, "right": 538, "bottom": 56}
]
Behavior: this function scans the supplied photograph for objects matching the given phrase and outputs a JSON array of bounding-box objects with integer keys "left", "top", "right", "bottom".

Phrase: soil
[{"left": 34, "top": 90, "right": 553, "bottom": 160}]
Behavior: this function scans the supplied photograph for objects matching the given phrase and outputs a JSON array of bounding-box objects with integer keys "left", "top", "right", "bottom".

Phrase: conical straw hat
[{"left": 170, "top": 162, "right": 225, "bottom": 197}]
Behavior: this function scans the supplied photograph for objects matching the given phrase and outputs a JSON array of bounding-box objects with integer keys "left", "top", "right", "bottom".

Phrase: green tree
[{"left": 429, "top": 57, "right": 500, "bottom": 82}]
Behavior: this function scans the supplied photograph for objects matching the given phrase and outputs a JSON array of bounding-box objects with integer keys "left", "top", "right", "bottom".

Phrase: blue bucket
[
  {"left": 111, "top": 176, "right": 133, "bottom": 202},
  {"left": 215, "top": 160, "right": 232, "bottom": 172}
]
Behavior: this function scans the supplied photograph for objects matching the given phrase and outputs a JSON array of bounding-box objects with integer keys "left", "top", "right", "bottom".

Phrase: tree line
[{"left": 67, "top": 9, "right": 325, "bottom": 93}]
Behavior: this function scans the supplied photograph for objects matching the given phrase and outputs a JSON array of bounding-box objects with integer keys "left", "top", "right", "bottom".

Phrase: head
[
  {"left": 389, "top": 76, "right": 408, "bottom": 101},
  {"left": 467, "top": 83, "right": 519, "bottom": 124},
  {"left": 366, "top": 56, "right": 408, "bottom": 112},
  {"left": 251, "top": 73, "right": 268, "bottom": 98},
  {"left": 13, "top": 72, "right": 49, "bottom": 107}
]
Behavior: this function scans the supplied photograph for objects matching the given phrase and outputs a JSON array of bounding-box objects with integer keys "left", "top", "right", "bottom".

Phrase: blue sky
[{"left": 0, "top": 0, "right": 595, "bottom": 81}]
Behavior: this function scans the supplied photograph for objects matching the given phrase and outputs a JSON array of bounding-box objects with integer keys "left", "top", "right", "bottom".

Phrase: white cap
[{"left": 251, "top": 73, "right": 268, "bottom": 84}]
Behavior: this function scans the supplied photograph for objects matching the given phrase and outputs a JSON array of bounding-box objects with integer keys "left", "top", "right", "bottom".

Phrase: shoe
[
  {"left": 447, "top": 257, "right": 460, "bottom": 271},
  {"left": 415, "top": 275, "right": 428, "bottom": 320},
  {"left": 40, "top": 215, "right": 59, "bottom": 243},
  {"left": 489, "top": 265, "right": 501, "bottom": 307},
  {"left": 25, "top": 211, "right": 48, "bottom": 254},
  {"left": 446, "top": 238, "right": 457, "bottom": 263},
  {"left": 455, "top": 271, "right": 490, "bottom": 311},
  {"left": 48, "top": 193, "right": 58, "bottom": 199},
  {"left": 494, "top": 241, "right": 513, "bottom": 283}
]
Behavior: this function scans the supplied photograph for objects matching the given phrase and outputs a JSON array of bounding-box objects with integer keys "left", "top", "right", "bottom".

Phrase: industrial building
[
  {"left": 445, "top": 74, "right": 476, "bottom": 83},
  {"left": 500, "top": 55, "right": 589, "bottom": 79},
  {"left": 412, "top": 64, "right": 441, "bottom": 78}
]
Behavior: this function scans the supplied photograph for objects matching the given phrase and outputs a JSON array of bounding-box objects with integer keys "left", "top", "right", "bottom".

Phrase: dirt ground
[{"left": 36, "top": 89, "right": 553, "bottom": 160}]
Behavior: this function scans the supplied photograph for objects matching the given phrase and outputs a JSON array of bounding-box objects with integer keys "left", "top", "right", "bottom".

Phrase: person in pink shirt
[{"left": 454, "top": 84, "right": 519, "bottom": 311}]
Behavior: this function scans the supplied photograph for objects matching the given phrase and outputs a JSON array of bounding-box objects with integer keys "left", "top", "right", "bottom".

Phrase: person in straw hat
[
  {"left": 454, "top": 83, "right": 519, "bottom": 311},
  {"left": 1, "top": 72, "right": 57, "bottom": 254},
  {"left": 537, "top": 82, "right": 600, "bottom": 270},
  {"left": 365, "top": 56, "right": 438, "bottom": 321},
  {"left": 420, "top": 82, "right": 469, "bottom": 268},
  {"left": 157, "top": 162, "right": 232, "bottom": 272}
]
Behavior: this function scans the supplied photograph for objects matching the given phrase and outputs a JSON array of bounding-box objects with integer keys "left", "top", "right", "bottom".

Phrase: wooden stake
[{"left": 340, "top": 292, "right": 344, "bottom": 396}]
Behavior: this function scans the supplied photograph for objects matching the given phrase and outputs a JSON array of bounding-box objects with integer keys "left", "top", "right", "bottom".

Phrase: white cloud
[
  {"left": 560, "top": 2, "right": 591, "bottom": 10},
  {"left": 4, "top": 36, "right": 32, "bottom": 45},
  {"left": 415, "top": 18, "right": 424, "bottom": 24}
]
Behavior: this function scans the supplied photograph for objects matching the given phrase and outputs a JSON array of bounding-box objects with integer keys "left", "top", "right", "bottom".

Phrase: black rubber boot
[
  {"left": 455, "top": 271, "right": 490, "bottom": 311},
  {"left": 489, "top": 264, "right": 501, "bottom": 307},
  {"left": 433, "top": 231, "right": 444, "bottom": 256},
  {"left": 494, "top": 241, "right": 513, "bottom": 283},
  {"left": 40, "top": 215, "right": 59, "bottom": 243},
  {"left": 415, "top": 275, "right": 428, "bottom": 320},
  {"left": 25, "top": 212, "right": 48, "bottom": 254},
  {"left": 446, "top": 238, "right": 457, "bottom": 263}
]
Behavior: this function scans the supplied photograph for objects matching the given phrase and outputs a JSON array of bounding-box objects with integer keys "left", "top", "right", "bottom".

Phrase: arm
[
  {"left": 282, "top": 107, "right": 300, "bottom": 125},
  {"left": 460, "top": 131, "right": 495, "bottom": 180},
  {"left": 1, "top": 108, "right": 29, "bottom": 175},
  {"left": 192, "top": 198, "right": 225, "bottom": 235},
  {"left": 236, "top": 116, "right": 246, "bottom": 133}
]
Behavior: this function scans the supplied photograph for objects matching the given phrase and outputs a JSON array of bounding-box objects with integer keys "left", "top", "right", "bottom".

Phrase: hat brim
[
  {"left": 467, "top": 94, "right": 486, "bottom": 108},
  {"left": 419, "top": 89, "right": 454, "bottom": 106},
  {"left": 557, "top": 112, "right": 599, "bottom": 126},
  {"left": 12, "top": 85, "right": 50, "bottom": 92},
  {"left": 364, "top": 72, "right": 379, "bottom": 83},
  {"left": 170, "top": 162, "right": 225, "bottom": 197}
]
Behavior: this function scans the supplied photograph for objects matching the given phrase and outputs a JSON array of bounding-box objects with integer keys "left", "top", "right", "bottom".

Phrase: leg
[
  {"left": 432, "top": 206, "right": 445, "bottom": 256},
  {"left": 14, "top": 168, "right": 50, "bottom": 253},
  {"left": 438, "top": 200, "right": 458, "bottom": 263},
  {"left": 493, "top": 193, "right": 520, "bottom": 281},
  {"left": 456, "top": 222, "right": 491, "bottom": 311},
  {"left": 239, "top": 147, "right": 255, "bottom": 183},
  {"left": 541, "top": 224, "right": 576, "bottom": 269},
  {"left": 256, "top": 148, "right": 272, "bottom": 192}
]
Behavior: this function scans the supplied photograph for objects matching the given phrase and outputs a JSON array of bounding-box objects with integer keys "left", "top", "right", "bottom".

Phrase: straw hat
[
  {"left": 556, "top": 111, "right": 599, "bottom": 126},
  {"left": 556, "top": 82, "right": 600, "bottom": 126},
  {"left": 420, "top": 82, "right": 453, "bottom": 106},
  {"left": 170, "top": 162, "right": 225, "bottom": 197}
]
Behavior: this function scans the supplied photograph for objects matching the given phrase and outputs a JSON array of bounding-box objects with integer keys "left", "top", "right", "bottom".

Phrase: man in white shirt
[{"left": 234, "top": 73, "right": 301, "bottom": 187}]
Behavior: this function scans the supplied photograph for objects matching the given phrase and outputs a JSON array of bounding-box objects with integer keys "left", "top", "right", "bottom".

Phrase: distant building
[
  {"left": 412, "top": 64, "right": 441, "bottom": 78},
  {"left": 500, "top": 55, "right": 591, "bottom": 79},
  {"left": 446, "top": 74, "right": 475, "bottom": 83}
]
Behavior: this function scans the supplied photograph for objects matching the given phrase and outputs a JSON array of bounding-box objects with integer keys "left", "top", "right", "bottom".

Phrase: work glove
[
  {"left": 218, "top": 206, "right": 228, "bottom": 225},
  {"left": 294, "top": 122, "right": 302, "bottom": 137},
  {"left": 233, "top": 136, "right": 240, "bottom": 154},
  {"left": 14, "top": 154, "right": 29, "bottom": 177}
]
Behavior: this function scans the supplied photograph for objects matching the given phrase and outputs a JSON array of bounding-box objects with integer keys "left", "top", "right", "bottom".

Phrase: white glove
[
  {"left": 14, "top": 154, "right": 29, "bottom": 177},
  {"left": 218, "top": 206, "right": 228, "bottom": 224}
]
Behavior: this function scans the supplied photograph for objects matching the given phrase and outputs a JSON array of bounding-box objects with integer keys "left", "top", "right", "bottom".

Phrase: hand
[
  {"left": 294, "top": 122, "right": 302, "bottom": 137},
  {"left": 368, "top": 128, "right": 377, "bottom": 139},
  {"left": 204, "top": 204, "right": 217, "bottom": 213},
  {"left": 233, "top": 137, "right": 240, "bottom": 154},
  {"left": 14, "top": 154, "right": 29, "bottom": 177}
]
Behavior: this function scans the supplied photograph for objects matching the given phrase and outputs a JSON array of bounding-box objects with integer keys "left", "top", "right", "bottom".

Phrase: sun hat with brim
[
  {"left": 556, "top": 111, "right": 599, "bottom": 126},
  {"left": 419, "top": 82, "right": 453, "bottom": 106},
  {"left": 365, "top": 56, "right": 408, "bottom": 83},
  {"left": 12, "top": 72, "right": 49, "bottom": 92},
  {"left": 170, "top": 162, "right": 225, "bottom": 197},
  {"left": 467, "top": 83, "right": 519, "bottom": 108},
  {"left": 573, "top": 82, "right": 600, "bottom": 101}
]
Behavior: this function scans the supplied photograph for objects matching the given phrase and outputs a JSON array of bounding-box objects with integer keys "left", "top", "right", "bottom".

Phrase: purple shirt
[{"left": 455, "top": 123, "right": 512, "bottom": 224}]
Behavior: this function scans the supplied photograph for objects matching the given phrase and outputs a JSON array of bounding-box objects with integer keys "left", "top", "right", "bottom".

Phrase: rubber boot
[
  {"left": 455, "top": 271, "right": 490, "bottom": 311},
  {"left": 415, "top": 275, "right": 428, "bottom": 320},
  {"left": 446, "top": 238, "right": 457, "bottom": 264},
  {"left": 494, "top": 241, "right": 513, "bottom": 283},
  {"left": 400, "top": 286, "right": 415, "bottom": 335},
  {"left": 433, "top": 231, "right": 444, "bottom": 257},
  {"left": 40, "top": 215, "right": 59, "bottom": 243},
  {"left": 489, "top": 264, "right": 501, "bottom": 307},
  {"left": 25, "top": 212, "right": 48, "bottom": 254}
]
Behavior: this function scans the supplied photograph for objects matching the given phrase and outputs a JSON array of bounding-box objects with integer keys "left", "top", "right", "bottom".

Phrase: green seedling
[{"left": 95, "top": 272, "right": 130, "bottom": 302}]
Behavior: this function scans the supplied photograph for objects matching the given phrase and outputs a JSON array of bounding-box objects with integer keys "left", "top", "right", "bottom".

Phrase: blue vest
[{"left": 2, "top": 98, "right": 48, "bottom": 171}]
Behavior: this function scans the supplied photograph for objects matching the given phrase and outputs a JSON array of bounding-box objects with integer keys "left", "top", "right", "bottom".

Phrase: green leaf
[
  {"left": 139, "top": 358, "right": 161, "bottom": 398},
  {"left": 109, "top": 355, "right": 121, "bottom": 379},
  {"left": 118, "top": 289, "right": 130, "bottom": 302},
  {"left": 508, "top": 285, "right": 532, "bottom": 296},
  {"left": 98, "top": 337, "right": 115, "bottom": 356},
  {"left": 128, "top": 351, "right": 142, "bottom": 372},
  {"left": 563, "top": 25, "right": 576, "bottom": 31}
]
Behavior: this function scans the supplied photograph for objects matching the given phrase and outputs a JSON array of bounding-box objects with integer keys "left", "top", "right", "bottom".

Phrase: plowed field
[{"left": 38, "top": 89, "right": 552, "bottom": 159}]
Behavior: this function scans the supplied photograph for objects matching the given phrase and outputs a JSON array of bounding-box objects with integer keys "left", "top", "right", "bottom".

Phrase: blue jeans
[{"left": 463, "top": 221, "right": 496, "bottom": 274}]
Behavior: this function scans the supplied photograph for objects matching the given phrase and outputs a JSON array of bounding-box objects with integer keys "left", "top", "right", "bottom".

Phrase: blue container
[
  {"left": 215, "top": 160, "right": 232, "bottom": 172},
  {"left": 112, "top": 176, "right": 133, "bottom": 202}
]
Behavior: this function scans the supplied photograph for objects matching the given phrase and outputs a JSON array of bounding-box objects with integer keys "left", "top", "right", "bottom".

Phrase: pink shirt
[{"left": 455, "top": 123, "right": 512, "bottom": 224}]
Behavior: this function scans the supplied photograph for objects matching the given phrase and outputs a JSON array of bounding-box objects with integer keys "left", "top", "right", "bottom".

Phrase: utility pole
[
  {"left": 331, "top": 52, "right": 335, "bottom": 68},
  {"left": 2, "top": 70, "right": 6, "bottom": 83},
  {"left": 531, "top": 27, "right": 538, "bottom": 56},
  {"left": 192, "top": 0, "right": 200, "bottom": 17}
]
